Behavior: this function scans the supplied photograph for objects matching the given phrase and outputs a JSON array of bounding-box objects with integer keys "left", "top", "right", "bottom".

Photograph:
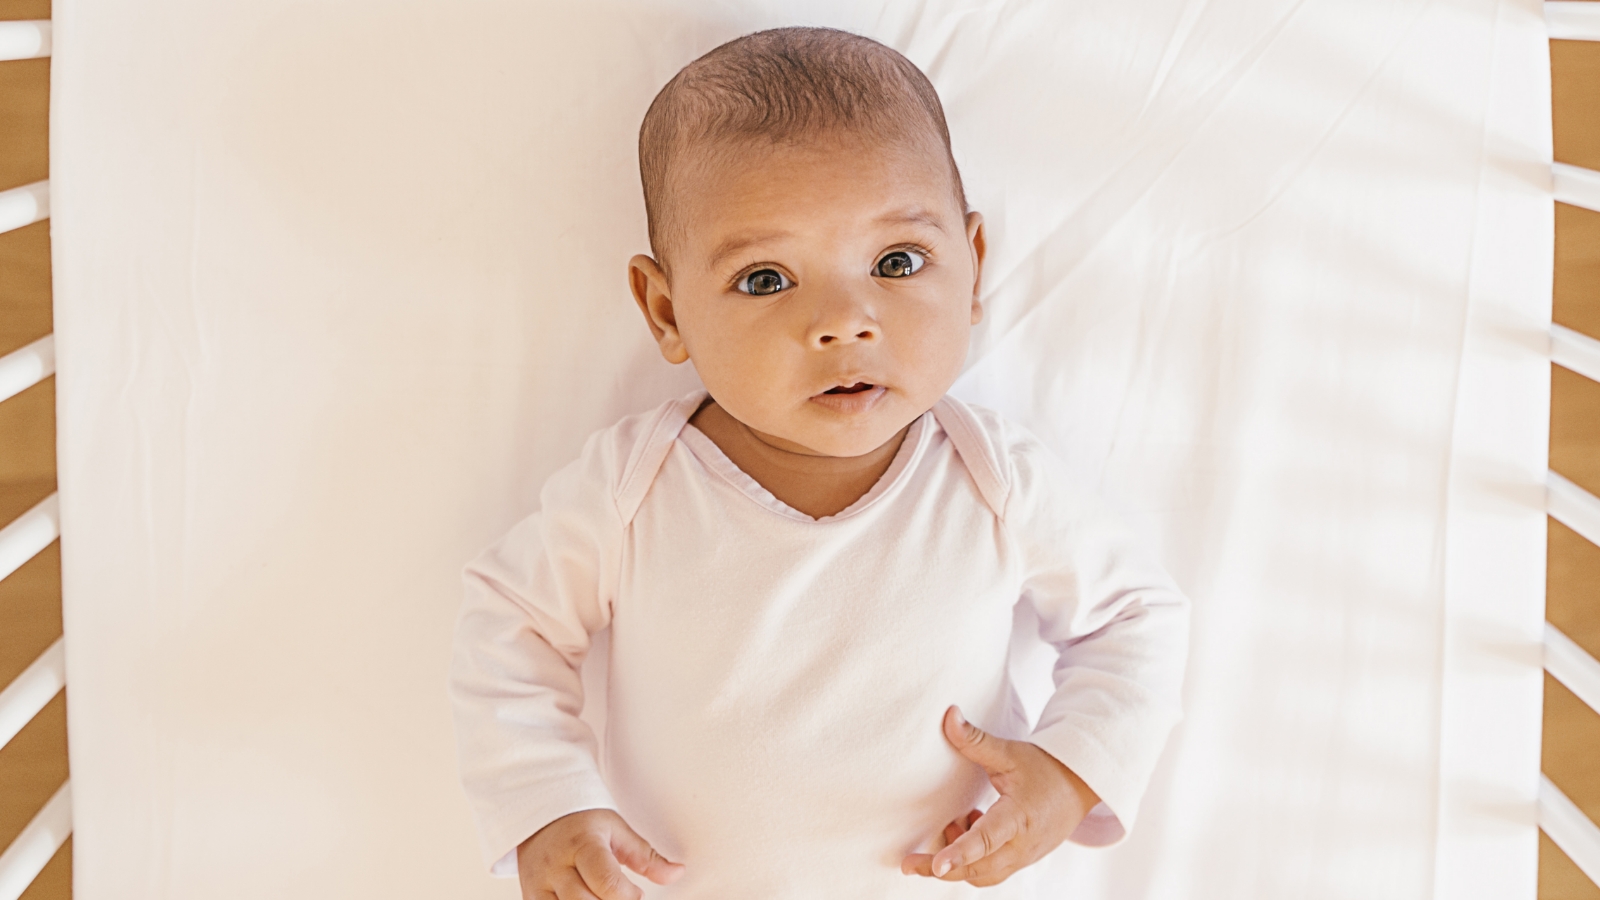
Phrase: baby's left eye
[{"left": 874, "top": 249, "right": 926, "bottom": 279}]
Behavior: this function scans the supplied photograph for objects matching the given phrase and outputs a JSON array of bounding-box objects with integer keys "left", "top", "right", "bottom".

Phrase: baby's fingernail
[
  {"left": 951, "top": 708, "right": 966, "bottom": 727},
  {"left": 934, "top": 859, "right": 952, "bottom": 877}
]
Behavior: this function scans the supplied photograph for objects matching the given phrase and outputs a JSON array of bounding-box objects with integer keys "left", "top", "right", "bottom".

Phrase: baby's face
[{"left": 631, "top": 135, "right": 985, "bottom": 458}]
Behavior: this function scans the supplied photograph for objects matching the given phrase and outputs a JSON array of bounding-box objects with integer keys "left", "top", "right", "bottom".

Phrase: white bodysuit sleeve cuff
[
  {"left": 1028, "top": 714, "right": 1147, "bottom": 846},
  {"left": 483, "top": 777, "right": 619, "bottom": 878}
]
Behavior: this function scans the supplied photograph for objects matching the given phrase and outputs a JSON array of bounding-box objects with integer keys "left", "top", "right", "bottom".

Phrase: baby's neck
[{"left": 689, "top": 401, "right": 909, "bottom": 520}]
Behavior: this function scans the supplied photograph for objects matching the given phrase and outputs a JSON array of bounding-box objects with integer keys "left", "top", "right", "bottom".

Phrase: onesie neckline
[{"left": 678, "top": 407, "right": 933, "bottom": 525}]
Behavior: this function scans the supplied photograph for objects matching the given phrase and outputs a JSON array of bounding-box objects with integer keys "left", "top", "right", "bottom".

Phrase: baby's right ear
[{"left": 629, "top": 254, "right": 689, "bottom": 364}]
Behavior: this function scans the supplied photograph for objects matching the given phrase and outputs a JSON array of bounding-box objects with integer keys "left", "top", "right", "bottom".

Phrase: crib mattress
[{"left": 49, "top": 1, "right": 1552, "bottom": 898}]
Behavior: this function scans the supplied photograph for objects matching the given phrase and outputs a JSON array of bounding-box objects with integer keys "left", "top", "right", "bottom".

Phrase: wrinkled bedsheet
[{"left": 51, "top": 1, "right": 1551, "bottom": 897}]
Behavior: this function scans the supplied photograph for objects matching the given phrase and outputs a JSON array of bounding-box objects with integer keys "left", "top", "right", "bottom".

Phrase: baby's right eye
[{"left": 738, "top": 269, "right": 791, "bottom": 296}]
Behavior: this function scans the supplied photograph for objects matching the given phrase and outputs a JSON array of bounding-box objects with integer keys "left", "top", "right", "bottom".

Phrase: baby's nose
[
  {"left": 808, "top": 296, "right": 880, "bottom": 348},
  {"left": 815, "top": 325, "right": 878, "bottom": 346}
]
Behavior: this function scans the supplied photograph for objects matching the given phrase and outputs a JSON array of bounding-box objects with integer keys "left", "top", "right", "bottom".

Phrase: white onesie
[{"left": 450, "top": 391, "right": 1189, "bottom": 899}]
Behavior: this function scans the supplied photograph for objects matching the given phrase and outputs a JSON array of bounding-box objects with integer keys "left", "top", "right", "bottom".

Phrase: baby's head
[{"left": 630, "top": 27, "right": 985, "bottom": 458}]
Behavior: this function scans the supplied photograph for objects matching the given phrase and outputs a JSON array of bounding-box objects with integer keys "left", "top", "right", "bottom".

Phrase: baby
[{"left": 451, "top": 26, "right": 1189, "bottom": 900}]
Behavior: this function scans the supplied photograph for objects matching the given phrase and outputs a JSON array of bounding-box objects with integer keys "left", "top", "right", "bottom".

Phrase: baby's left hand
[{"left": 901, "top": 706, "right": 1100, "bottom": 887}]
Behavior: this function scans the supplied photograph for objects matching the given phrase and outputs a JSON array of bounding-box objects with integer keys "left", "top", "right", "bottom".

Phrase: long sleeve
[
  {"left": 1001, "top": 424, "right": 1191, "bottom": 847},
  {"left": 449, "top": 427, "right": 629, "bottom": 874}
]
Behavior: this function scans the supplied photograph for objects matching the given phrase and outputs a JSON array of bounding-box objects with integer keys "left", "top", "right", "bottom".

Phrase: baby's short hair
[{"left": 638, "top": 27, "right": 966, "bottom": 267}]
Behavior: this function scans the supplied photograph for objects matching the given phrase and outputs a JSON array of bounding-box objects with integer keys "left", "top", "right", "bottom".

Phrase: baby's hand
[
  {"left": 901, "top": 706, "right": 1100, "bottom": 887},
  {"left": 516, "top": 809, "right": 684, "bottom": 900}
]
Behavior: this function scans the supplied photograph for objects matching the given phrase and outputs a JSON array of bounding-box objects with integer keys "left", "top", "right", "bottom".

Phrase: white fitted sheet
[{"left": 50, "top": 1, "right": 1552, "bottom": 898}]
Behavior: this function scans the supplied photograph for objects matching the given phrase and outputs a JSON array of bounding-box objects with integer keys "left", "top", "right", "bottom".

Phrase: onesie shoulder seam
[
  {"left": 931, "top": 395, "right": 1013, "bottom": 518},
  {"left": 612, "top": 391, "right": 704, "bottom": 526}
]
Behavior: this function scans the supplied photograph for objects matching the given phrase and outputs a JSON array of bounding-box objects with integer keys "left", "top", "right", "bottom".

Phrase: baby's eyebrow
[
  {"left": 707, "top": 230, "right": 792, "bottom": 271},
  {"left": 705, "top": 210, "right": 948, "bottom": 270},
  {"left": 874, "top": 208, "right": 948, "bottom": 232}
]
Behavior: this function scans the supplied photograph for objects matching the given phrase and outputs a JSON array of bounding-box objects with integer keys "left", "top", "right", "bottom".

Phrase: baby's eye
[
  {"left": 874, "top": 249, "right": 926, "bottom": 278},
  {"left": 738, "top": 268, "right": 791, "bottom": 296}
]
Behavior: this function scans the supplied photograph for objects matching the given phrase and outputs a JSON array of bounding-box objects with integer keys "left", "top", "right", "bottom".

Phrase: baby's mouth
[
  {"left": 823, "top": 382, "right": 875, "bottom": 395},
  {"left": 810, "top": 381, "right": 887, "bottom": 414}
]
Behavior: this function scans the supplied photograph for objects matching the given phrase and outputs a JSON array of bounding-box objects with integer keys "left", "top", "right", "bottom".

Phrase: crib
[{"left": 0, "top": 1, "right": 1597, "bottom": 898}]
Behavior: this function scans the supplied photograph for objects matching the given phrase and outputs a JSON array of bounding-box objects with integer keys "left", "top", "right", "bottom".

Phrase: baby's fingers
[
  {"left": 947, "top": 843, "right": 1027, "bottom": 888},
  {"left": 902, "top": 841, "right": 1026, "bottom": 886},
  {"left": 930, "top": 803, "right": 1020, "bottom": 878},
  {"left": 550, "top": 867, "right": 605, "bottom": 900},
  {"left": 904, "top": 809, "right": 986, "bottom": 877},
  {"left": 942, "top": 808, "right": 981, "bottom": 846},
  {"left": 608, "top": 819, "right": 686, "bottom": 886},
  {"left": 573, "top": 844, "right": 641, "bottom": 900}
]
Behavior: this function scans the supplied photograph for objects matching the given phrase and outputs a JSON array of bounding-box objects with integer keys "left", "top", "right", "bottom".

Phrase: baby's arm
[
  {"left": 907, "top": 423, "right": 1191, "bottom": 884},
  {"left": 450, "top": 429, "right": 683, "bottom": 899}
]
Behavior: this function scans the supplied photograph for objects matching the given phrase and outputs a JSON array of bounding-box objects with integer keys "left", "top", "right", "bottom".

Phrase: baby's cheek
[
  {"left": 683, "top": 343, "right": 778, "bottom": 411},
  {"left": 892, "top": 308, "right": 971, "bottom": 398}
]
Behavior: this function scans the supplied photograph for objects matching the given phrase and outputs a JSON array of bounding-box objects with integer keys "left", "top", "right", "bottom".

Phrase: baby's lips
[
  {"left": 823, "top": 381, "right": 875, "bottom": 395},
  {"left": 813, "top": 376, "right": 883, "bottom": 396}
]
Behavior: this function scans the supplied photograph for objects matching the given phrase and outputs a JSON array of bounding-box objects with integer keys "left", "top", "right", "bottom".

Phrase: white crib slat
[
  {"left": 1554, "top": 162, "right": 1600, "bottom": 213},
  {"left": 0, "top": 493, "right": 59, "bottom": 585},
  {"left": 0, "top": 20, "right": 50, "bottom": 61},
  {"left": 1546, "top": 624, "right": 1600, "bottom": 717},
  {"left": 0, "top": 780, "right": 70, "bottom": 900},
  {"left": 1547, "top": 1, "right": 1600, "bottom": 41},
  {"left": 0, "top": 334, "right": 55, "bottom": 405},
  {"left": 0, "top": 180, "right": 48, "bottom": 235},
  {"left": 1554, "top": 324, "right": 1600, "bottom": 385},
  {"left": 1540, "top": 776, "right": 1600, "bottom": 888},
  {"left": 1549, "top": 471, "right": 1600, "bottom": 549},
  {"left": 0, "top": 638, "right": 64, "bottom": 753}
]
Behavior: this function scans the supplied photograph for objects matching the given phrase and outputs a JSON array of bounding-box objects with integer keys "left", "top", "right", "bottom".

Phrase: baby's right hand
[{"left": 516, "top": 809, "right": 685, "bottom": 900}]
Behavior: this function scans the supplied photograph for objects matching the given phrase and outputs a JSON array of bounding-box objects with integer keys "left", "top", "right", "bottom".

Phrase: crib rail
[
  {"left": 0, "top": 639, "right": 69, "bottom": 899},
  {"left": 1543, "top": 473, "right": 1600, "bottom": 882},
  {"left": 0, "top": 639, "right": 68, "bottom": 899},
  {"left": 1545, "top": 3, "right": 1600, "bottom": 864},
  {"left": 0, "top": 20, "right": 49, "bottom": 61},
  {"left": 1541, "top": 776, "right": 1600, "bottom": 887},
  {"left": 0, "top": 32, "right": 65, "bottom": 896},
  {"left": 0, "top": 638, "right": 63, "bottom": 754},
  {"left": 1555, "top": 163, "right": 1600, "bottom": 213},
  {"left": 1554, "top": 323, "right": 1600, "bottom": 385},
  {"left": 1550, "top": 471, "right": 1600, "bottom": 550},
  {"left": 1544, "top": 324, "right": 1600, "bottom": 883},
  {"left": 1546, "top": 625, "right": 1600, "bottom": 723},
  {"left": 0, "top": 493, "right": 58, "bottom": 585},
  {"left": 0, "top": 782, "right": 70, "bottom": 900},
  {"left": 0, "top": 334, "right": 54, "bottom": 406},
  {"left": 0, "top": 505, "right": 66, "bottom": 884},
  {"left": 0, "top": 181, "right": 48, "bottom": 237},
  {"left": 1547, "top": 1, "right": 1600, "bottom": 41},
  {"left": 1544, "top": 3, "right": 1600, "bottom": 862}
]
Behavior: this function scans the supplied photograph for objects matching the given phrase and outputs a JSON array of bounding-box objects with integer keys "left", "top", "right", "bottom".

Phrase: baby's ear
[
  {"left": 629, "top": 254, "right": 689, "bottom": 364},
  {"left": 966, "top": 212, "right": 986, "bottom": 325}
]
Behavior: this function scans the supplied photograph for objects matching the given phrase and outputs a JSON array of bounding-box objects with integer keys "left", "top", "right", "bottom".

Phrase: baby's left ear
[{"left": 966, "top": 211, "right": 986, "bottom": 324}]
